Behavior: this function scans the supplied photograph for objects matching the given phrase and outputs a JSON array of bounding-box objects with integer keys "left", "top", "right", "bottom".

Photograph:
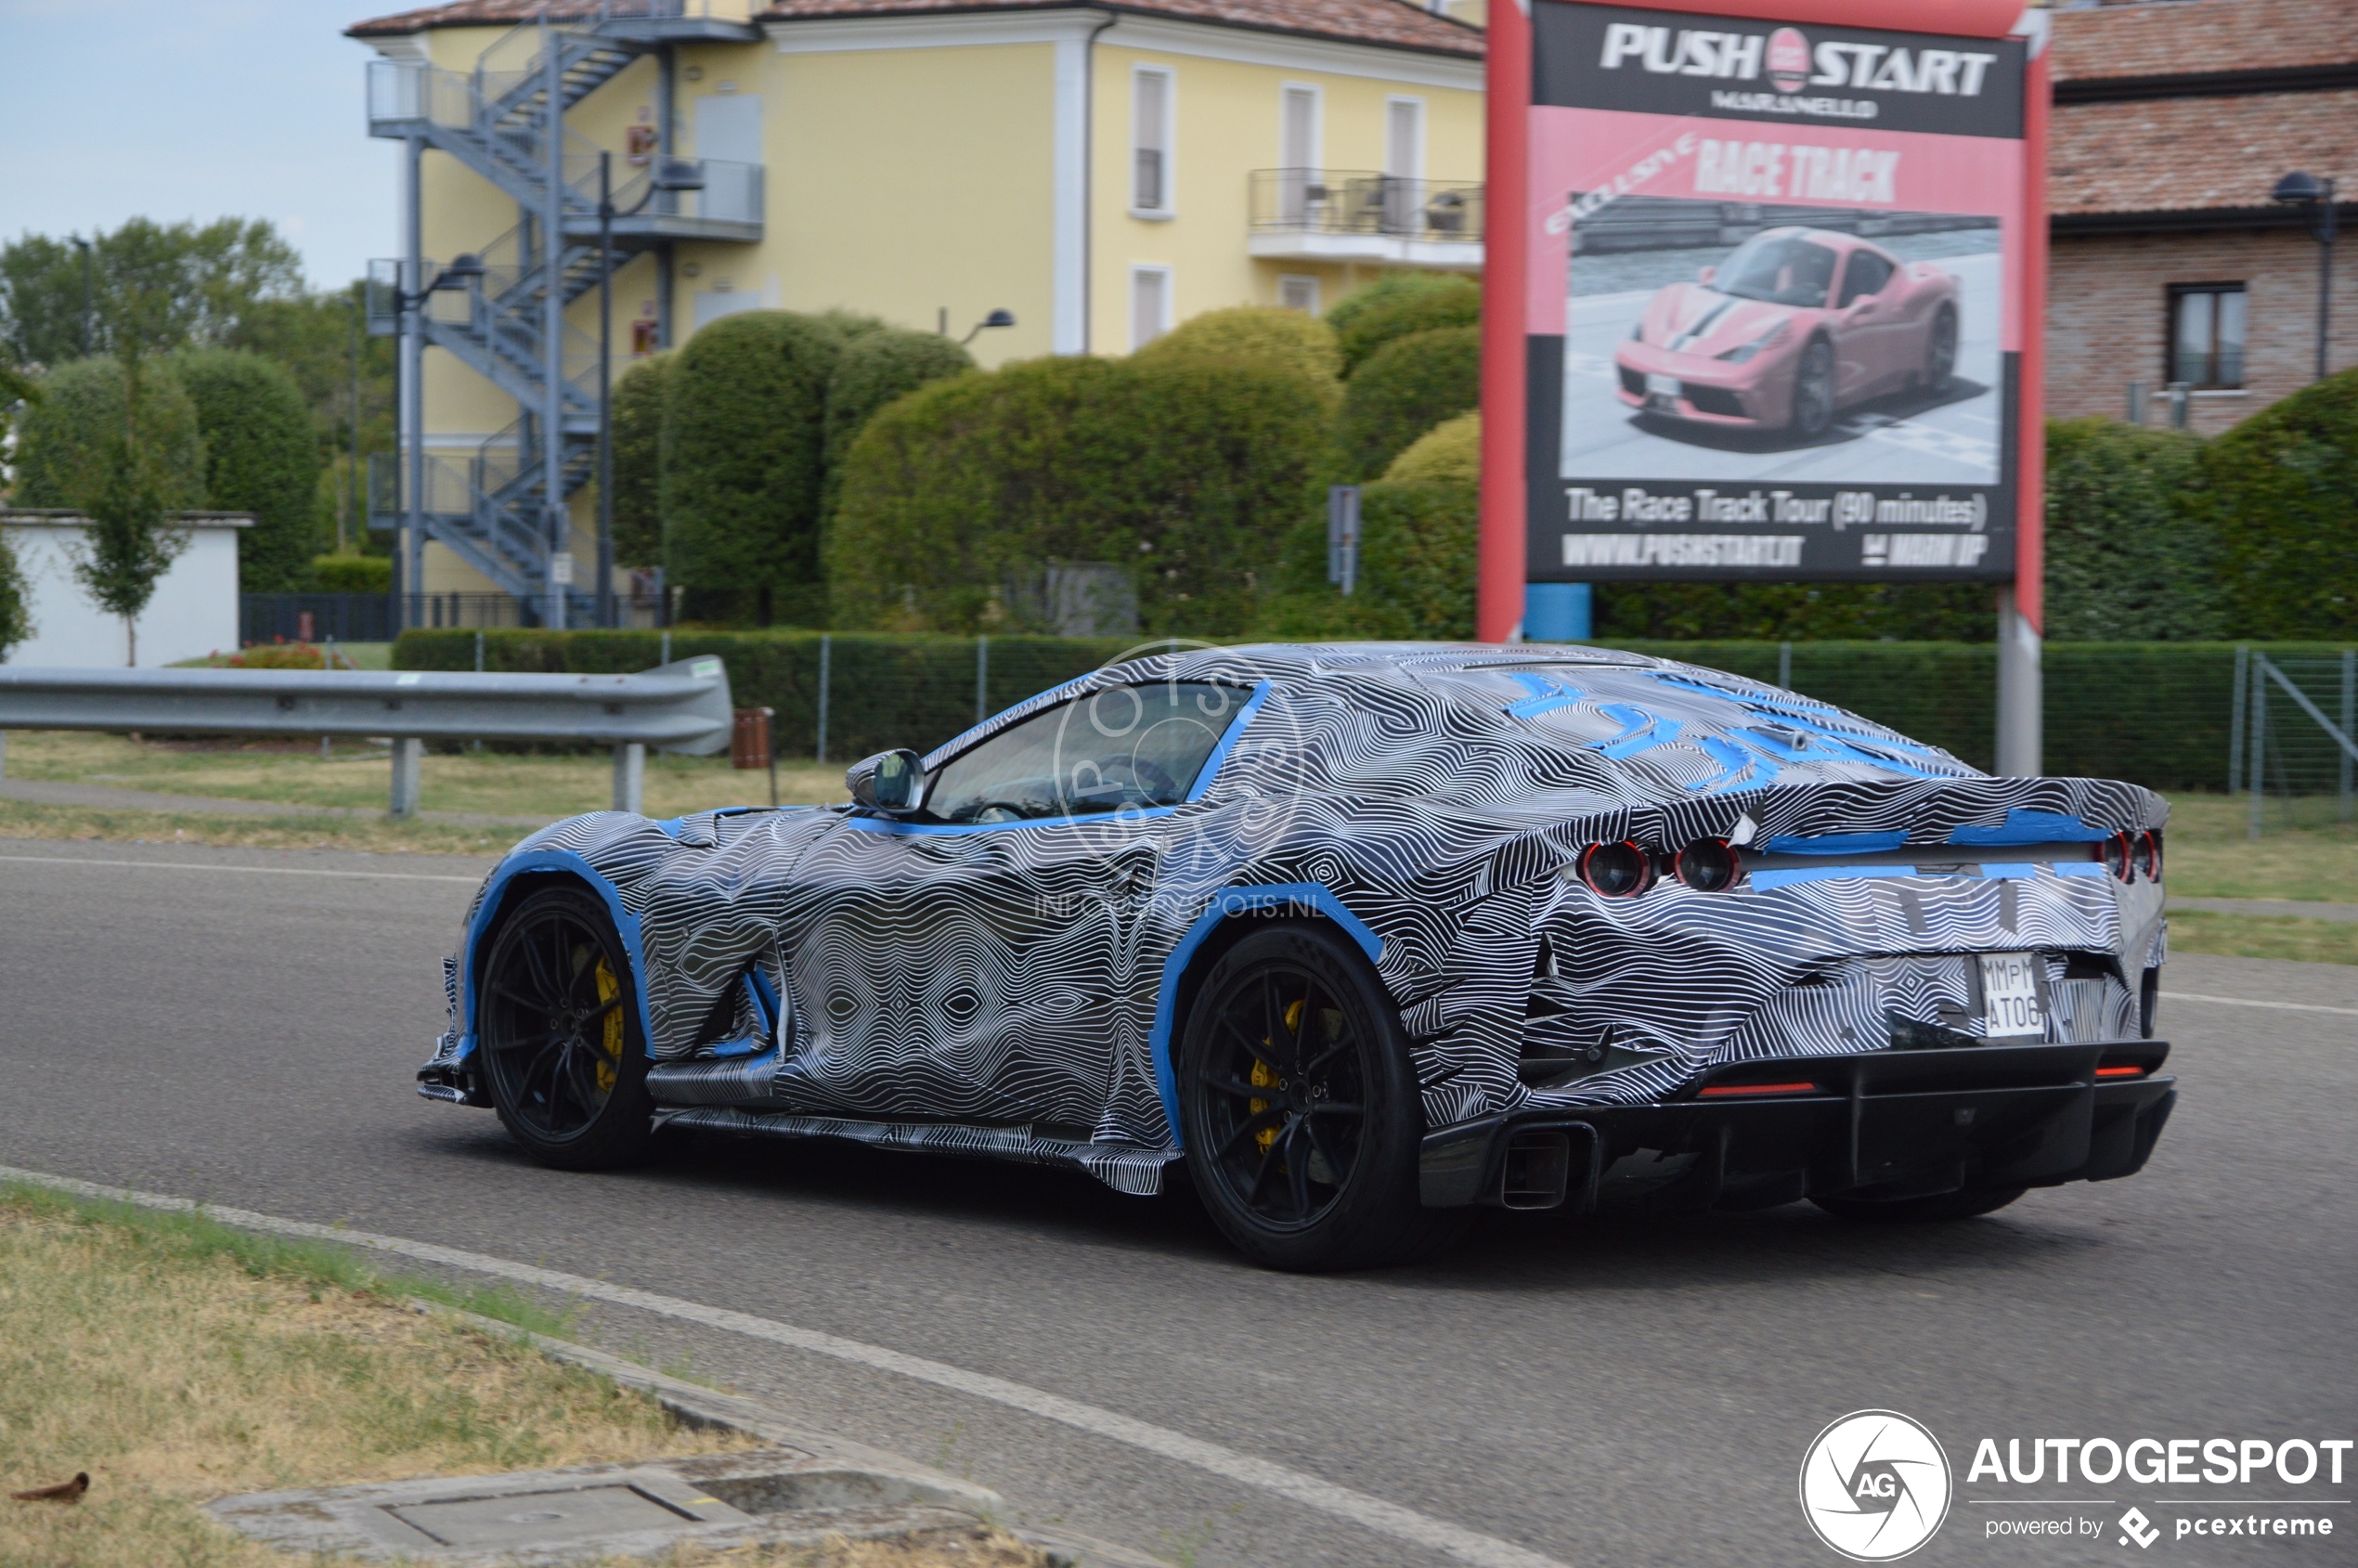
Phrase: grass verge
[
  {"left": 2158, "top": 794, "right": 2358, "bottom": 903},
  {"left": 2158, "top": 911, "right": 2358, "bottom": 966},
  {"left": 2, "top": 731, "right": 846, "bottom": 820},
  {"left": 0, "top": 797, "right": 512, "bottom": 857},
  {"left": 0, "top": 1181, "right": 1047, "bottom": 1568}
]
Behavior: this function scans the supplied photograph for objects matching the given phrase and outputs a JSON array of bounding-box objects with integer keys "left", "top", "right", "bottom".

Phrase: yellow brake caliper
[
  {"left": 1250, "top": 998, "right": 1306, "bottom": 1154},
  {"left": 592, "top": 957, "right": 623, "bottom": 1095}
]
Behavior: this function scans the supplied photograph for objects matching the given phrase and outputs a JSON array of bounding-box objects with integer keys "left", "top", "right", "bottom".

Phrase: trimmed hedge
[
  {"left": 2045, "top": 417, "right": 2219, "bottom": 641},
  {"left": 1340, "top": 325, "right": 1482, "bottom": 481},
  {"left": 660, "top": 311, "right": 847, "bottom": 621},
  {"left": 610, "top": 351, "right": 668, "bottom": 570},
  {"left": 1328, "top": 274, "right": 1481, "bottom": 376},
  {"left": 819, "top": 329, "right": 973, "bottom": 525},
  {"left": 2202, "top": 366, "right": 2358, "bottom": 640},
  {"left": 1137, "top": 305, "right": 1342, "bottom": 387},
  {"left": 310, "top": 552, "right": 392, "bottom": 592},
  {"left": 395, "top": 628, "right": 2345, "bottom": 793},
  {"left": 175, "top": 348, "right": 320, "bottom": 593},
  {"left": 828, "top": 352, "right": 1334, "bottom": 635},
  {"left": 1382, "top": 408, "right": 1480, "bottom": 488},
  {"left": 12, "top": 356, "right": 206, "bottom": 513}
]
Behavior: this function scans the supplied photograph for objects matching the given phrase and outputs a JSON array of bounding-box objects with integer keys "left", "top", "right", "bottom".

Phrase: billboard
[{"left": 1518, "top": 3, "right": 2032, "bottom": 583}]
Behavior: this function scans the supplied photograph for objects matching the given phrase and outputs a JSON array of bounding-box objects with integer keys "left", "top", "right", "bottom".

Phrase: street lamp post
[
  {"left": 385, "top": 253, "right": 484, "bottom": 630},
  {"left": 598, "top": 151, "right": 704, "bottom": 629},
  {"left": 2273, "top": 171, "right": 2339, "bottom": 382}
]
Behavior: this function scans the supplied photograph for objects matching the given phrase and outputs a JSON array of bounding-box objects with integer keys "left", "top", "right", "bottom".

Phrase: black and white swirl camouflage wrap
[{"left": 422, "top": 643, "right": 2169, "bottom": 1197}]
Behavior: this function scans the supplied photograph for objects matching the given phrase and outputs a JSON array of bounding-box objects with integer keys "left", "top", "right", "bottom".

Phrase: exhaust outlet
[{"left": 1499, "top": 1129, "right": 1573, "bottom": 1210}]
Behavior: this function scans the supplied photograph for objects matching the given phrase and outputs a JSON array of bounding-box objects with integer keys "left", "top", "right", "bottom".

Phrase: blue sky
[{"left": 0, "top": 0, "right": 402, "bottom": 290}]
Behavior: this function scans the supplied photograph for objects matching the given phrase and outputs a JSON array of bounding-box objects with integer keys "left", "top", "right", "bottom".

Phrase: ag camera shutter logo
[{"left": 1800, "top": 1410, "right": 1953, "bottom": 1561}]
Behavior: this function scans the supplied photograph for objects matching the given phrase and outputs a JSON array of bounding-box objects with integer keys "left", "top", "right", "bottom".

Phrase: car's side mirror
[
  {"left": 1698, "top": 265, "right": 1717, "bottom": 285},
  {"left": 847, "top": 748, "right": 926, "bottom": 814}
]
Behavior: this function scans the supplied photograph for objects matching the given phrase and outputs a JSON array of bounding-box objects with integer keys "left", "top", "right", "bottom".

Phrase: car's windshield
[
  {"left": 1714, "top": 234, "right": 1838, "bottom": 308},
  {"left": 925, "top": 682, "right": 1247, "bottom": 823}
]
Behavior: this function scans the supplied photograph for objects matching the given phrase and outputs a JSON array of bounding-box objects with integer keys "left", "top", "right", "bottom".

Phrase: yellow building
[{"left": 350, "top": 0, "right": 1484, "bottom": 618}]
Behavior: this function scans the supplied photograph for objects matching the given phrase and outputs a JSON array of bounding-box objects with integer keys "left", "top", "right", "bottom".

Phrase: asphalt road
[
  {"left": 1558, "top": 250, "right": 2003, "bottom": 486},
  {"left": 2, "top": 839, "right": 2352, "bottom": 1567}
]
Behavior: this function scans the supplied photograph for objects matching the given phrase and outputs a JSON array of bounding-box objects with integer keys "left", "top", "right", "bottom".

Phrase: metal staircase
[{"left": 365, "top": 1, "right": 762, "bottom": 624}]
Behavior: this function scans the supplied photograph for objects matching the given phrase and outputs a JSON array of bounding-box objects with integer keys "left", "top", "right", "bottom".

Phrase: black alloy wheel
[
  {"left": 1178, "top": 925, "right": 1464, "bottom": 1271},
  {"left": 478, "top": 886, "right": 655, "bottom": 1170},
  {"left": 1790, "top": 337, "right": 1836, "bottom": 438},
  {"left": 1812, "top": 1184, "right": 2026, "bottom": 1223},
  {"left": 1924, "top": 306, "right": 1958, "bottom": 395}
]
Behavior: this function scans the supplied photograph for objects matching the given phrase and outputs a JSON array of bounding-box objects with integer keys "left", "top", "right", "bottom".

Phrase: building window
[
  {"left": 1278, "top": 84, "right": 1321, "bottom": 224},
  {"left": 1385, "top": 97, "right": 1425, "bottom": 184},
  {"left": 1133, "top": 67, "right": 1173, "bottom": 215},
  {"left": 2169, "top": 283, "right": 2247, "bottom": 389},
  {"left": 1278, "top": 275, "right": 1321, "bottom": 314},
  {"left": 1131, "top": 266, "right": 1172, "bottom": 349}
]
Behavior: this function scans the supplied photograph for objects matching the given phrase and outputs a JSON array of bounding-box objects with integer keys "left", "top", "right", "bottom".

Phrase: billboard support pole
[
  {"left": 1998, "top": 27, "right": 2049, "bottom": 776},
  {"left": 1478, "top": 0, "right": 1533, "bottom": 642}
]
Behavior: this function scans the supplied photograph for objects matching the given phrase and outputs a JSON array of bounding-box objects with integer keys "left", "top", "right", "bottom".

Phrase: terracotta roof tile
[
  {"left": 757, "top": 0, "right": 1479, "bottom": 55},
  {"left": 350, "top": 0, "right": 1484, "bottom": 54},
  {"left": 2048, "top": 0, "right": 2358, "bottom": 84},
  {"left": 2049, "top": 88, "right": 2358, "bottom": 214}
]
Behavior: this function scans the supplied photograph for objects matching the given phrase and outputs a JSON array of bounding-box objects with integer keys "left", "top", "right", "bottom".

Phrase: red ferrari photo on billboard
[{"left": 1519, "top": 2, "right": 2031, "bottom": 580}]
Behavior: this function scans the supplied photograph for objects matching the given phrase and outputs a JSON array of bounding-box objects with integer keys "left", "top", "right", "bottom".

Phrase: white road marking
[
  {"left": 0, "top": 853, "right": 480, "bottom": 884},
  {"left": 0, "top": 1165, "right": 1572, "bottom": 1568},
  {"left": 2160, "top": 991, "right": 2358, "bottom": 1018}
]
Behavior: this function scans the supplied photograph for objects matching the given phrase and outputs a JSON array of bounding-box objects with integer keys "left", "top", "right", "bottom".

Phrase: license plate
[
  {"left": 1645, "top": 372, "right": 1681, "bottom": 398},
  {"left": 1979, "top": 952, "right": 2045, "bottom": 1038}
]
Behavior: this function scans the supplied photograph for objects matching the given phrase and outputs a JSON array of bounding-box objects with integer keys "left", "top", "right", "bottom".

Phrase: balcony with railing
[{"left": 1248, "top": 169, "right": 1483, "bottom": 270}]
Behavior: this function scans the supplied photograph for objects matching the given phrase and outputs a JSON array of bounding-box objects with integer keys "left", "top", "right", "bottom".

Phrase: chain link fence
[{"left": 393, "top": 630, "right": 2355, "bottom": 798}]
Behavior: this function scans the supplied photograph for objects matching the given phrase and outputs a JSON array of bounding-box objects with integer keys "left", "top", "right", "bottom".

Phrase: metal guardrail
[{"left": 0, "top": 657, "right": 732, "bottom": 817}]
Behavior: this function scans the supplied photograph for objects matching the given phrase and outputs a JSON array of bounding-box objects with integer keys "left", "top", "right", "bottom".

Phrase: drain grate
[{"left": 386, "top": 1484, "right": 702, "bottom": 1549}]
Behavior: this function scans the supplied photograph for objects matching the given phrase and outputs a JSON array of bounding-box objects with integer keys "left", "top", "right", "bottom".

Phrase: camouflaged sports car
[{"left": 420, "top": 644, "right": 2175, "bottom": 1271}]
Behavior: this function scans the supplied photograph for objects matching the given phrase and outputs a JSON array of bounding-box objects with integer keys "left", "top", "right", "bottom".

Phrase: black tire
[
  {"left": 1177, "top": 925, "right": 1464, "bottom": 1271},
  {"left": 1923, "top": 306, "right": 1958, "bottom": 395},
  {"left": 1812, "top": 1184, "right": 2027, "bottom": 1223},
  {"left": 1788, "top": 336, "right": 1836, "bottom": 437},
  {"left": 477, "top": 886, "right": 655, "bottom": 1171}
]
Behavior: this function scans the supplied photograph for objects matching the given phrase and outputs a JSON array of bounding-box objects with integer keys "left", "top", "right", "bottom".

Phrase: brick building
[{"left": 2046, "top": 0, "right": 2358, "bottom": 434}]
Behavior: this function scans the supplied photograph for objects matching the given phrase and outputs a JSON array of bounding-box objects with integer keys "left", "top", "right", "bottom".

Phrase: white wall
[{"left": 1, "top": 513, "right": 245, "bottom": 668}]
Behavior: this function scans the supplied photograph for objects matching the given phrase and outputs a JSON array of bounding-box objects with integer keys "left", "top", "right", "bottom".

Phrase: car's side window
[
  {"left": 1837, "top": 251, "right": 1895, "bottom": 307},
  {"left": 926, "top": 682, "right": 1247, "bottom": 824}
]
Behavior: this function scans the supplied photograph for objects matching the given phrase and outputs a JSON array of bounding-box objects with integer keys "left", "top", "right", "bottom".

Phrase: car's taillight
[
  {"left": 1699, "top": 1080, "right": 1820, "bottom": 1098},
  {"left": 2099, "top": 832, "right": 2135, "bottom": 883},
  {"left": 1672, "top": 837, "right": 1742, "bottom": 892},
  {"left": 2134, "top": 829, "right": 2163, "bottom": 882},
  {"left": 2094, "top": 1064, "right": 2149, "bottom": 1080},
  {"left": 1577, "top": 840, "right": 1655, "bottom": 898}
]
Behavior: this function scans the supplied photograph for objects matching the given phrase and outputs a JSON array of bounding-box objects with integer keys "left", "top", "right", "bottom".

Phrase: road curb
[{"left": 418, "top": 1301, "right": 1166, "bottom": 1568}]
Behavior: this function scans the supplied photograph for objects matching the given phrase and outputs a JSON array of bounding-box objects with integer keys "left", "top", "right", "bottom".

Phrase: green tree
[
  {"left": 1339, "top": 325, "right": 1481, "bottom": 480},
  {"left": 0, "top": 527, "right": 29, "bottom": 659},
  {"left": 610, "top": 351, "right": 670, "bottom": 570},
  {"left": 2043, "top": 417, "right": 2219, "bottom": 641},
  {"left": 175, "top": 348, "right": 321, "bottom": 592},
  {"left": 71, "top": 351, "right": 205, "bottom": 665},
  {"left": 828, "top": 353, "right": 1333, "bottom": 635},
  {"left": 660, "top": 311, "right": 849, "bottom": 624},
  {"left": 1329, "top": 275, "right": 1481, "bottom": 376},
  {"left": 0, "top": 218, "right": 304, "bottom": 367},
  {"left": 2201, "top": 367, "right": 2358, "bottom": 639},
  {"left": 820, "top": 329, "right": 972, "bottom": 525}
]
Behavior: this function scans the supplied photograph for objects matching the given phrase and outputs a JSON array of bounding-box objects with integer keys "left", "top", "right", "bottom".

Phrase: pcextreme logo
[{"left": 1801, "top": 1410, "right": 1955, "bottom": 1562}]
